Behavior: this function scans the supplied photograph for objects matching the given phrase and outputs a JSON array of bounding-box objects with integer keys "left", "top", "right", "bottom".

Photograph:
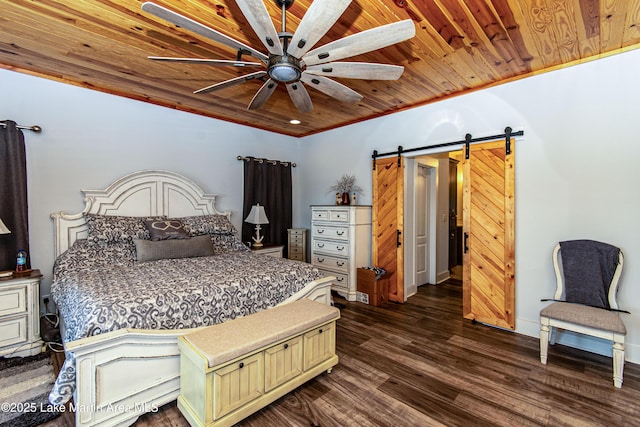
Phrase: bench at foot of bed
[{"left": 177, "top": 299, "right": 340, "bottom": 427}]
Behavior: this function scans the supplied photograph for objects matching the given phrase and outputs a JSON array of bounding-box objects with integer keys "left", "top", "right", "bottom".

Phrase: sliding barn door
[
  {"left": 372, "top": 156, "right": 404, "bottom": 302},
  {"left": 462, "top": 140, "right": 515, "bottom": 329}
]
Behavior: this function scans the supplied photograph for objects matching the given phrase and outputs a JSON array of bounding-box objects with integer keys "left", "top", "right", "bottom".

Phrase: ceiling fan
[{"left": 141, "top": 0, "right": 415, "bottom": 113}]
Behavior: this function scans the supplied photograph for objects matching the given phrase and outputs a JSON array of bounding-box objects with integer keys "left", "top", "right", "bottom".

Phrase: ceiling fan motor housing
[{"left": 267, "top": 53, "right": 302, "bottom": 83}]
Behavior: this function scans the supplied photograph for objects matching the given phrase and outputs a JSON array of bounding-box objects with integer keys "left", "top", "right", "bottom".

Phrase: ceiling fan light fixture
[{"left": 267, "top": 55, "right": 302, "bottom": 83}]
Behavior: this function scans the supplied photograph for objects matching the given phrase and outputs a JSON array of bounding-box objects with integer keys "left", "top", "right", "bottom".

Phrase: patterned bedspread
[{"left": 49, "top": 239, "right": 322, "bottom": 405}]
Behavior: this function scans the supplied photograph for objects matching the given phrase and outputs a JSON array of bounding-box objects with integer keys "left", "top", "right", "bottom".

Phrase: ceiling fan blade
[
  {"left": 306, "top": 62, "right": 404, "bottom": 80},
  {"left": 235, "top": 0, "right": 283, "bottom": 56},
  {"left": 302, "top": 19, "right": 415, "bottom": 67},
  {"left": 300, "top": 73, "right": 363, "bottom": 103},
  {"left": 194, "top": 71, "right": 267, "bottom": 94},
  {"left": 287, "top": 0, "right": 352, "bottom": 59},
  {"left": 148, "top": 57, "right": 263, "bottom": 67},
  {"left": 248, "top": 79, "right": 278, "bottom": 110},
  {"left": 286, "top": 82, "right": 313, "bottom": 113},
  {"left": 142, "top": 2, "right": 268, "bottom": 62}
]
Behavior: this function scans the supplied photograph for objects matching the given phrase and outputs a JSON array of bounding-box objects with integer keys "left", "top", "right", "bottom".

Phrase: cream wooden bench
[{"left": 177, "top": 299, "right": 340, "bottom": 427}]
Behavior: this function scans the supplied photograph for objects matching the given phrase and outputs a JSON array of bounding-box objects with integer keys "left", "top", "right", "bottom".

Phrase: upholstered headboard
[{"left": 50, "top": 170, "right": 230, "bottom": 258}]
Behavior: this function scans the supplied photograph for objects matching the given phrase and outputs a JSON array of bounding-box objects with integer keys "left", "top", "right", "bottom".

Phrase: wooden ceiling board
[{"left": 1, "top": 0, "right": 639, "bottom": 137}]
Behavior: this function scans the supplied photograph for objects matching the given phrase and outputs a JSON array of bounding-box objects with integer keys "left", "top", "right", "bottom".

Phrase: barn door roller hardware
[{"left": 372, "top": 127, "right": 524, "bottom": 163}]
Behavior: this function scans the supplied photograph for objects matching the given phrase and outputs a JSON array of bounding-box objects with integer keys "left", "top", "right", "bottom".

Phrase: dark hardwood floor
[{"left": 43, "top": 276, "right": 640, "bottom": 426}]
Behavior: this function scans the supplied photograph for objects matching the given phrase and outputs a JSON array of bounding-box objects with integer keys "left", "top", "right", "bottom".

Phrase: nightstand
[
  {"left": 0, "top": 269, "right": 43, "bottom": 357},
  {"left": 250, "top": 244, "right": 284, "bottom": 258}
]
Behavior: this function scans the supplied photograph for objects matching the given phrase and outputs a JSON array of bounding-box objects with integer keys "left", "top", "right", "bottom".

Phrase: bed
[{"left": 49, "top": 170, "right": 334, "bottom": 427}]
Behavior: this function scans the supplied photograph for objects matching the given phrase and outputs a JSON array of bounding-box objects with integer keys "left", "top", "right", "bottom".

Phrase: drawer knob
[
  {"left": 337, "top": 246, "right": 345, "bottom": 251},
  {"left": 317, "top": 229, "right": 325, "bottom": 234},
  {"left": 284, "top": 343, "right": 289, "bottom": 349},
  {"left": 336, "top": 261, "right": 345, "bottom": 267},
  {"left": 319, "top": 329, "right": 323, "bottom": 334},
  {"left": 336, "top": 277, "right": 344, "bottom": 282},
  {"left": 239, "top": 362, "right": 244, "bottom": 369},
  {"left": 318, "top": 243, "right": 325, "bottom": 248},
  {"left": 336, "top": 231, "right": 344, "bottom": 236},
  {"left": 318, "top": 258, "right": 325, "bottom": 263}
]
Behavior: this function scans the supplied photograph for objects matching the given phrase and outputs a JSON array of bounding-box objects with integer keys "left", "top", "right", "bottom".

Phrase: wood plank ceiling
[{"left": 1, "top": 0, "right": 639, "bottom": 137}]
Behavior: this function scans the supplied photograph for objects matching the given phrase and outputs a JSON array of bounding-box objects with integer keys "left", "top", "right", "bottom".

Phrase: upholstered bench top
[
  {"left": 541, "top": 302, "right": 626, "bottom": 334},
  {"left": 182, "top": 299, "right": 340, "bottom": 368}
]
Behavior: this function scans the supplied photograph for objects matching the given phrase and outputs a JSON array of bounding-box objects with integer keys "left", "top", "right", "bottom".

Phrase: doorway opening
[{"left": 404, "top": 150, "right": 463, "bottom": 298}]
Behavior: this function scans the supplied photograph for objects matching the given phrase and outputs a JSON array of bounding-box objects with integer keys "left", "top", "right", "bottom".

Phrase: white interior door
[{"left": 415, "top": 164, "right": 429, "bottom": 285}]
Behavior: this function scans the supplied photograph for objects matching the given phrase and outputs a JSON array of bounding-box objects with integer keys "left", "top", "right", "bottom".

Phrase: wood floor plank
[{"left": 41, "top": 276, "right": 640, "bottom": 426}]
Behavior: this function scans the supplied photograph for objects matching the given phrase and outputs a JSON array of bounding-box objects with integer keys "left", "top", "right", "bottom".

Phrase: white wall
[
  {"left": 1, "top": 68, "right": 302, "bottom": 298},
  {"left": 3, "top": 47, "right": 640, "bottom": 363},
  {"left": 298, "top": 48, "right": 640, "bottom": 362}
]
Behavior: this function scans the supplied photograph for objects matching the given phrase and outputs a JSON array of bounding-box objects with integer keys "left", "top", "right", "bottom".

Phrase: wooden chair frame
[{"left": 540, "top": 243, "right": 625, "bottom": 387}]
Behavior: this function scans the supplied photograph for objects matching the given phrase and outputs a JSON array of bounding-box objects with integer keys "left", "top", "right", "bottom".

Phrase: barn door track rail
[{"left": 372, "top": 126, "right": 524, "bottom": 169}]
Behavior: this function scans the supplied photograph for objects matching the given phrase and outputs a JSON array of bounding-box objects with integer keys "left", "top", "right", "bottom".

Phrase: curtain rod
[
  {"left": 237, "top": 155, "right": 297, "bottom": 167},
  {"left": 0, "top": 121, "right": 42, "bottom": 133}
]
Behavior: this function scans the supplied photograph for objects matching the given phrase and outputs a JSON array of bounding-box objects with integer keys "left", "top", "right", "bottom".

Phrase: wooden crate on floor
[{"left": 356, "top": 268, "right": 389, "bottom": 307}]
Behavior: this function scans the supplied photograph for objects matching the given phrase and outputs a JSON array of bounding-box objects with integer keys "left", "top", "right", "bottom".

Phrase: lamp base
[{"left": 252, "top": 242, "right": 264, "bottom": 248}]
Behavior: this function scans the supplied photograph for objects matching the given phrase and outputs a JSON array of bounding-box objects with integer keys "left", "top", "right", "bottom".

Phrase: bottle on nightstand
[{"left": 16, "top": 249, "right": 27, "bottom": 272}]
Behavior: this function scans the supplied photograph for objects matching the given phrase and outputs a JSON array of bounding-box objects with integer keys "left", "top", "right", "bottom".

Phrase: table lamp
[
  {"left": 244, "top": 204, "right": 269, "bottom": 248},
  {"left": 0, "top": 218, "right": 9, "bottom": 235},
  {"left": 0, "top": 218, "right": 12, "bottom": 277}
]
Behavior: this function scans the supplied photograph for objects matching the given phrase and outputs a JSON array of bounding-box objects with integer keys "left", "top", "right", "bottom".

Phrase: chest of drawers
[
  {"left": 287, "top": 228, "right": 307, "bottom": 262},
  {"left": 310, "top": 206, "right": 371, "bottom": 301}
]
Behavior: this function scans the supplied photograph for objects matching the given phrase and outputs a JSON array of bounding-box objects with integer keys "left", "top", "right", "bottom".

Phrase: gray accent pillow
[
  {"left": 144, "top": 219, "right": 190, "bottom": 241},
  {"left": 135, "top": 235, "right": 214, "bottom": 262}
]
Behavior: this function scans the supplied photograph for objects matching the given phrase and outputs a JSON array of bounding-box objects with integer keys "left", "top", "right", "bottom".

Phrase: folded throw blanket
[{"left": 559, "top": 240, "right": 620, "bottom": 309}]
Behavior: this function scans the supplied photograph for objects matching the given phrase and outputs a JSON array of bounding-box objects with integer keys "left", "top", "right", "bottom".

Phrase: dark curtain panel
[
  {"left": 242, "top": 159, "right": 292, "bottom": 256},
  {"left": 0, "top": 120, "right": 30, "bottom": 271}
]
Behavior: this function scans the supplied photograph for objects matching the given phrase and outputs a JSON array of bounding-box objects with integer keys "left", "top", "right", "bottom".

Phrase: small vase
[{"left": 341, "top": 192, "right": 350, "bottom": 205}]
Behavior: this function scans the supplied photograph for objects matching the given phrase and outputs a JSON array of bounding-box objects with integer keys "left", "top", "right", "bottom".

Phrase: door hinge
[{"left": 396, "top": 230, "right": 402, "bottom": 248}]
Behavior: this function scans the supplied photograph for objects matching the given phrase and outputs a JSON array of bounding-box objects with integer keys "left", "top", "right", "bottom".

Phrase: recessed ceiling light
[{"left": 289, "top": 119, "right": 301, "bottom": 125}]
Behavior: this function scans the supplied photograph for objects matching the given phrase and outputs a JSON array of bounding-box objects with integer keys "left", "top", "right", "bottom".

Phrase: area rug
[{"left": 0, "top": 351, "right": 63, "bottom": 427}]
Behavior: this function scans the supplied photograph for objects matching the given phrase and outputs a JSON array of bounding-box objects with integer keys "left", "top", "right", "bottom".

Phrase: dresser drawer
[
  {"left": 329, "top": 209, "right": 349, "bottom": 222},
  {"left": 312, "top": 210, "right": 329, "bottom": 221},
  {"left": 288, "top": 229, "right": 305, "bottom": 236},
  {"left": 0, "top": 315, "right": 28, "bottom": 348},
  {"left": 312, "top": 239, "right": 349, "bottom": 257},
  {"left": 289, "top": 246, "right": 304, "bottom": 255},
  {"left": 312, "top": 225, "right": 349, "bottom": 241},
  {"left": 317, "top": 269, "right": 349, "bottom": 291},
  {"left": 289, "top": 253, "right": 305, "bottom": 262},
  {"left": 0, "top": 286, "right": 27, "bottom": 317},
  {"left": 312, "top": 254, "right": 349, "bottom": 273}
]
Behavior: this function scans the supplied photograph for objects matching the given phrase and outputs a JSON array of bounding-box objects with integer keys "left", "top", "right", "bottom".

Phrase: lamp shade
[
  {"left": 244, "top": 204, "right": 269, "bottom": 225},
  {"left": 0, "top": 218, "right": 10, "bottom": 235}
]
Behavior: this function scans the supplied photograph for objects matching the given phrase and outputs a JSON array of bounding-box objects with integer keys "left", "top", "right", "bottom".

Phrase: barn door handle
[
  {"left": 396, "top": 230, "right": 402, "bottom": 247},
  {"left": 464, "top": 232, "right": 469, "bottom": 253}
]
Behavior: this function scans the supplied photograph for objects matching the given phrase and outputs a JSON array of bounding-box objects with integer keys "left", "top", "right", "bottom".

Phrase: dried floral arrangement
[{"left": 329, "top": 174, "right": 363, "bottom": 194}]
